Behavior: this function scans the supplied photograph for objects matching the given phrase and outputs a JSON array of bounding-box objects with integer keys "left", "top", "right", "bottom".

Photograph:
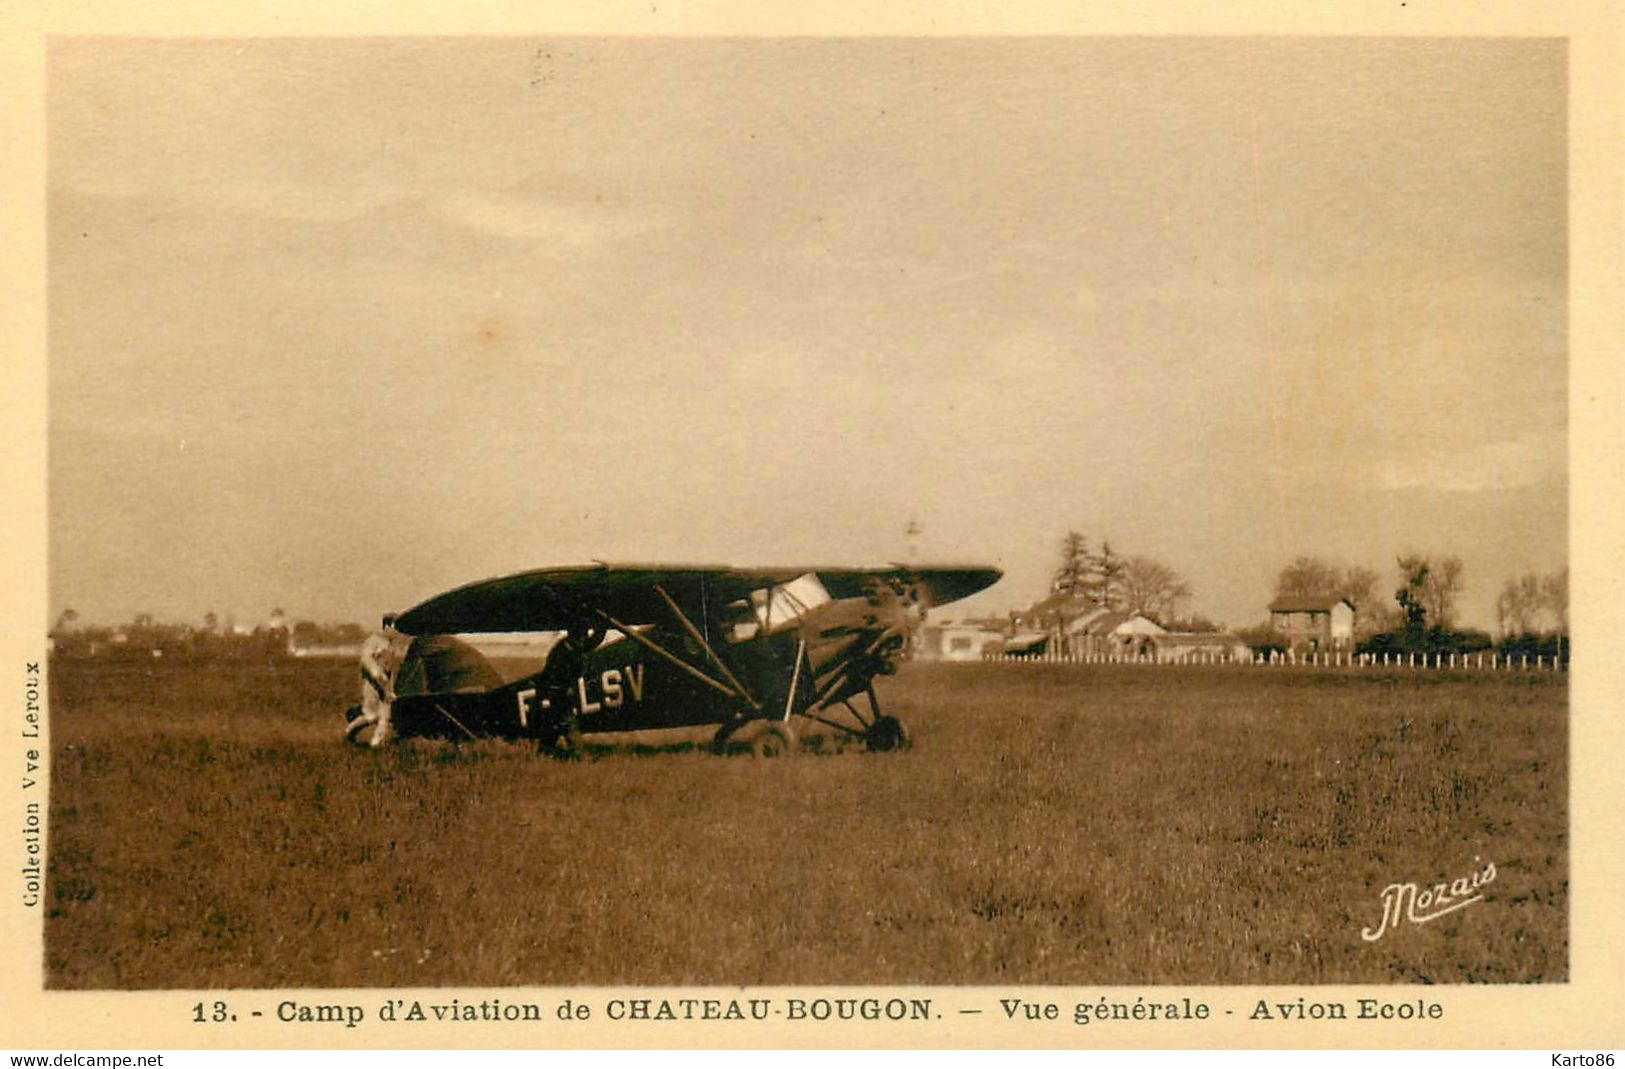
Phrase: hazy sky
[{"left": 48, "top": 36, "right": 1566, "bottom": 629}]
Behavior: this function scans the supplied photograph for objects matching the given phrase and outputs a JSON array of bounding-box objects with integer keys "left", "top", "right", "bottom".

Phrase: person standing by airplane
[
  {"left": 532, "top": 613, "right": 600, "bottom": 755},
  {"left": 351, "top": 614, "right": 409, "bottom": 747}
]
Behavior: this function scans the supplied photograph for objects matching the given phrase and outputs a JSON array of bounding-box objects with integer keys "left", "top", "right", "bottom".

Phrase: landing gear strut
[
  {"left": 794, "top": 682, "right": 911, "bottom": 753},
  {"left": 711, "top": 718, "right": 747, "bottom": 755}
]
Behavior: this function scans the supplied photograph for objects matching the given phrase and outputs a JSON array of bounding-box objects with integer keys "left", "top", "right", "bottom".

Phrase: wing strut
[
  {"left": 431, "top": 702, "right": 479, "bottom": 741},
  {"left": 781, "top": 635, "right": 807, "bottom": 722},
  {"left": 592, "top": 607, "right": 759, "bottom": 709},
  {"left": 652, "top": 584, "right": 760, "bottom": 711}
]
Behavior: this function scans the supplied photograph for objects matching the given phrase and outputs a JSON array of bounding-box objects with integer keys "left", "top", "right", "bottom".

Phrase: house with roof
[
  {"left": 1066, "top": 609, "right": 1167, "bottom": 658},
  {"left": 1004, "top": 590, "right": 1099, "bottom": 657},
  {"left": 1268, "top": 595, "right": 1355, "bottom": 650},
  {"left": 1014, "top": 590, "right": 1097, "bottom": 632}
]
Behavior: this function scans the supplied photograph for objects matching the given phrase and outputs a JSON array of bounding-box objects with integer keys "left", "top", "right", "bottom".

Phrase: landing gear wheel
[
  {"left": 751, "top": 721, "right": 797, "bottom": 759},
  {"left": 866, "top": 714, "right": 910, "bottom": 753}
]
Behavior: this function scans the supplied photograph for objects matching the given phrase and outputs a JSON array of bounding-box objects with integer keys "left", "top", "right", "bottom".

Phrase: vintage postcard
[{"left": 2, "top": 0, "right": 1621, "bottom": 1053}]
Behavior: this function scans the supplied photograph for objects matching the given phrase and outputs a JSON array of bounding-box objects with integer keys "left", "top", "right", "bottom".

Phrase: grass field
[{"left": 45, "top": 658, "right": 1566, "bottom": 988}]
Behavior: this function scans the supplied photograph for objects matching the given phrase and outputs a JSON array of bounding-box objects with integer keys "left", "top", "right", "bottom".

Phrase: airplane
[{"left": 344, "top": 562, "right": 1001, "bottom": 757}]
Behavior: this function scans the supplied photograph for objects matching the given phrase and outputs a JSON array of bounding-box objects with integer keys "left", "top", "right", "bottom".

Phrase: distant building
[
  {"left": 1151, "top": 631, "right": 1253, "bottom": 663},
  {"left": 1013, "top": 594, "right": 1118, "bottom": 657},
  {"left": 1013, "top": 590, "right": 1098, "bottom": 634},
  {"left": 999, "top": 631, "right": 1051, "bottom": 658},
  {"left": 1268, "top": 596, "right": 1355, "bottom": 650},
  {"left": 919, "top": 619, "right": 1009, "bottom": 661},
  {"left": 1067, "top": 610, "right": 1166, "bottom": 658}
]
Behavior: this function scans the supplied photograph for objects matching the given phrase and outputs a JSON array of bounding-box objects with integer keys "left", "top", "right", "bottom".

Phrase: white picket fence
[{"left": 981, "top": 648, "right": 1566, "bottom": 672}]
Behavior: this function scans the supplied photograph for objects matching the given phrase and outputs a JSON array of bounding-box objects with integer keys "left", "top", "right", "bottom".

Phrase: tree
[
  {"left": 1541, "top": 566, "right": 1568, "bottom": 634},
  {"left": 1421, "top": 555, "right": 1465, "bottom": 630},
  {"left": 1496, "top": 573, "right": 1544, "bottom": 637},
  {"left": 1088, "top": 541, "right": 1127, "bottom": 610},
  {"left": 1544, "top": 565, "right": 1570, "bottom": 663},
  {"left": 1495, "top": 566, "right": 1567, "bottom": 660},
  {"left": 1275, "top": 556, "right": 1343, "bottom": 599},
  {"left": 1052, "top": 530, "right": 1092, "bottom": 596},
  {"left": 1339, "top": 565, "right": 1382, "bottom": 637},
  {"left": 1395, "top": 554, "right": 1432, "bottom": 648},
  {"left": 1338, "top": 565, "right": 1378, "bottom": 607},
  {"left": 1394, "top": 552, "right": 1464, "bottom": 632},
  {"left": 1391, "top": 551, "right": 1465, "bottom": 633},
  {"left": 1360, "top": 600, "right": 1402, "bottom": 639},
  {"left": 1121, "top": 555, "right": 1192, "bottom": 622}
]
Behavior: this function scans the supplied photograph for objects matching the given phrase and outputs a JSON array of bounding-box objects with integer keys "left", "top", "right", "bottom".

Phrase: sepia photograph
[{"left": 5, "top": 8, "right": 1622, "bottom": 1051}]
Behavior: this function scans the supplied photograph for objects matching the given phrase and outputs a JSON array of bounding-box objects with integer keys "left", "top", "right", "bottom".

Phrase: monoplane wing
[{"left": 394, "top": 563, "right": 1001, "bottom": 635}]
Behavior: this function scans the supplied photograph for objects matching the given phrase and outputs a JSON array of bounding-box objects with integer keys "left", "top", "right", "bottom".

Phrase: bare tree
[
  {"left": 1424, "top": 555, "right": 1465, "bottom": 630},
  {"left": 1121, "top": 555, "right": 1192, "bottom": 622},
  {"left": 1275, "top": 556, "right": 1342, "bottom": 599},
  {"left": 1361, "top": 600, "right": 1402, "bottom": 637},
  {"left": 1338, "top": 565, "right": 1381, "bottom": 637},
  {"left": 1541, "top": 566, "right": 1568, "bottom": 633},
  {"left": 1496, "top": 573, "right": 1544, "bottom": 637}
]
